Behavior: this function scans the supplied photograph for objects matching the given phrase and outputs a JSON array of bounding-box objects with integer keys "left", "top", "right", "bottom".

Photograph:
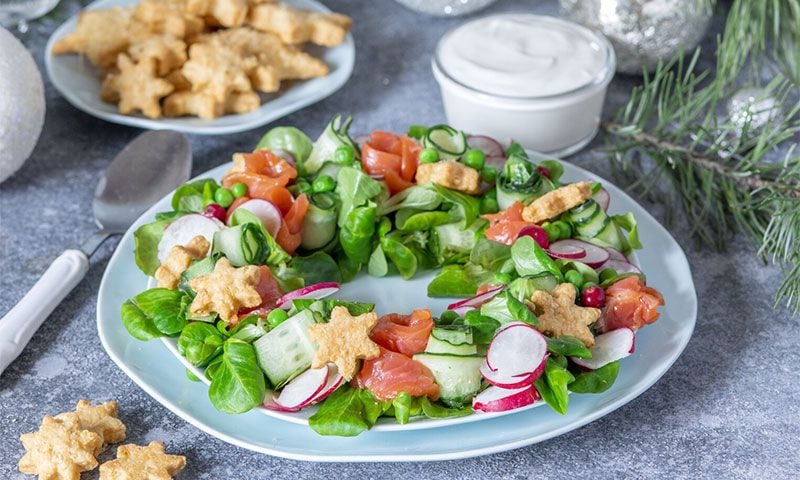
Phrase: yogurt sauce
[{"left": 437, "top": 14, "right": 609, "bottom": 98}]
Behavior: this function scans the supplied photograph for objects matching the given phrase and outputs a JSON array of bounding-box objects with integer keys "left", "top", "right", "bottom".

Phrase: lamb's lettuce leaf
[
  {"left": 178, "top": 322, "right": 224, "bottom": 367},
  {"left": 309, "top": 386, "right": 390, "bottom": 436},
  {"left": 534, "top": 356, "right": 574, "bottom": 414},
  {"left": 171, "top": 178, "right": 218, "bottom": 213},
  {"left": 256, "top": 126, "right": 313, "bottom": 163},
  {"left": 121, "top": 288, "right": 190, "bottom": 340},
  {"left": 569, "top": 361, "right": 620, "bottom": 393},
  {"left": 335, "top": 167, "right": 383, "bottom": 226},
  {"left": 208, "top": 339, "right": 266, "bottom": 414}
]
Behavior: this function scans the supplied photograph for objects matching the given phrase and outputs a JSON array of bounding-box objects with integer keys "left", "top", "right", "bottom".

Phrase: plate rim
[
  {"left": 44, "top": 0, "right": 356, "bottom": 135},
  {"left": 96, "top": 157, "right": 697, "bottom": 461}
]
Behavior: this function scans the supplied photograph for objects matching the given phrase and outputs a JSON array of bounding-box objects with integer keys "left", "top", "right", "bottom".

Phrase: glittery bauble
[
  {"left": 393, "top": 0, "right": 497, "bottom": 17},
  {"left": 726, "top": 87, "right": 783, "bottom": 136},
  {"left": 560, "top": 0, "right": 712, "bottom": 74},
  {"left": 0, "top": 26, "right": 45, "bottom": 184}
]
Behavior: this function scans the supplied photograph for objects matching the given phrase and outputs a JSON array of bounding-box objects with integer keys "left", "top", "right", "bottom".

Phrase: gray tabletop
[{"left": 2, "top": 0, "right": 799, "bottom": 478}]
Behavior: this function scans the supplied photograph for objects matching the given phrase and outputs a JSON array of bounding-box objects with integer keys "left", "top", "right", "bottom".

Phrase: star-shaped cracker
[
  {"left": 51, "top": 7, "right": 134, "bottom": 69},
  {"left": 155, "top": 235, "right": 210, "bottom": 289},
  {"left": 528, "top": 283, "right": 601, "bottom": 347},
  {"left": 19, "top": 414, "right": 103, "bottom": 480},
  {"left": 307, "top": 306, "right": 380, "bottom": 380},
  {"left": 186, "top": 0, "right": 249, "bottom": 28},
  {"left": 99, "top": 441, "right": 186, "bottom": 480},
  {"left": 128, "top": 35, "right": 188, "bottom": 76},
  {"left": 248, "top": 3, "right": 352, "bottom": 47},
  {"left": 56, "top": 400, "right": 126, "bottom": 448},
  {"left": 107, "top": 54, "right": 175, "bottom": 119},
  {"left": 133, "top": 0, "right": 205, "bottom": 39},
  {"left": 188, "top": 257, "right": 261, "bottom": 323},
  {"left": 522, "top": 182, "right": 593, "bottom": 224}
]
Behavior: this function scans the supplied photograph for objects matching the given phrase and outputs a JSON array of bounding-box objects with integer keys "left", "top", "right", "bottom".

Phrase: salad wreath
[{"left": 121, "top": 115, "right": 665, "bottom": 436}]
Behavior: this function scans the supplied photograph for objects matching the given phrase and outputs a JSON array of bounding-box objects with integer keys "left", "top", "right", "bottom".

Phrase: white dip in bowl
[{"left": 432, "top": 14, "right": 615, "bottom": 156}]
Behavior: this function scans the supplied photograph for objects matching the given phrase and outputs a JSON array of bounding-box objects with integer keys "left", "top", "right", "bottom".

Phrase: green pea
[
  {"left": 480, "top": 195, "right": 499, "bottom": 214},
  {"left": 267, "top": 309, "right": 289, "bottom": 328},
  {"left": 295, "top": 179, "right": 313, "bottom": 194},
  {"left": 419, "top": 147, "right": 439, "bottom": 164},
  {"left": 334, "top": 146, "right": 355, "bottom": 165},
  {"left": 543, "top": 222, "right": 560, "bottom": 242},
  {"left": 599, "top": 268, "right": 618, "bottom": 283},
  {"left": 407, "top": 125, "right": 429, "bottom": 139},
  {"left": 481, "top": 165, "right": 498, "bottom": 183},
  {"left": 564, "top": 270, "right": 583, "bottom": 289},
  {"left": 231, "top": 182, "right": 248, "bottom": 198},
  {"left": 312, "top": 175, "right": 336, "bottom": 193},
  {"left": 552, "top": 220, "right": 573, "bottom": 239},
  {"left": 213, "top": 188, "right": 234, "bottom": 208},
  {"left": 463, "top": 148, "right": 486, "bottom": 170}
]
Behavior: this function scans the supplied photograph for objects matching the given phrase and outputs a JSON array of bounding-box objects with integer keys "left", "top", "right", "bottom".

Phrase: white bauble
[{"left": 0, "top": 26, "right": 45, "bottom": 184}]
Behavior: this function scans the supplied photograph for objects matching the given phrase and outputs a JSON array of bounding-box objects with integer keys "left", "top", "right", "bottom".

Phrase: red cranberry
[
  {"left": 203, "top": 203, "right": 227, "bottom": 223},
  {"left": 518, "top": 225, "right": 549, "bottom": 249},
  {"left": 537, "top": 166, "right": 551, "bottom": 179},
  {"left": 581, "top": 286, "right": 606, "bottom": 308}
]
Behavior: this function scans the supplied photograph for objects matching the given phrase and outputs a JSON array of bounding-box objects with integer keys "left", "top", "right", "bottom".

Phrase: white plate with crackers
[
  {"left": 45, "top": 0, "right": 355, "bottom": 135},
  {"left": 97, "top": 157, "right": 697, "bottom": 461}
]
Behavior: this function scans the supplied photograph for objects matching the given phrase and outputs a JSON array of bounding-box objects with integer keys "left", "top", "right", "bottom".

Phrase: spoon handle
[{"left": 0, "top": 250, "right": 89, "bottom": 376}]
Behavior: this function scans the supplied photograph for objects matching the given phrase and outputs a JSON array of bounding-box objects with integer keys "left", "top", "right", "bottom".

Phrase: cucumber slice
[
  {"left": 305, "top": 114, "right": 359, "bottom": 175},
  {"left": 425, "top": 336, "right": 478, "bottom": 355},
  {"left": 431, "top": 325, "right": 473, "bottom": 345},
  {"left": 569, "top": 200, "right": 601, "bottom": 225},
  {"left": 211, "top": 224, "right": 268, "bottom": 267},
  {"left": 423, "top": 125, "right": 467, "bottom": 159},
  {"left": 593, "top": 220, "right": 624, "bottom": 250},
  {"left": 300, "top": 193, "right": 338, "bottom": 250},
  {"left": 253, "top": 310, "right": 318, "bottom": 387},
  {"left": 576, "top": 214, "right": 610, "bottom": 239},
  {"left": 413, "top": 353, "right": 484, "bottom": 407}
]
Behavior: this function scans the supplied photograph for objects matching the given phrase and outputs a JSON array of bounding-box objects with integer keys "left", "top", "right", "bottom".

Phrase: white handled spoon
[{"left": 0, "top": 130, "right": 192, "bottom": 376}]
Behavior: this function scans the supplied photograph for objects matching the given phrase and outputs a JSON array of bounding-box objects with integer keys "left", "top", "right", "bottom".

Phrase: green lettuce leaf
[
  {"left": 569, "top": 361, "right": 620, "bottom": 393},
  {"left": 178, "top": 322, "right": 224, "bottom": 367},
  {"left": 309, "top": 386, "right": 390, "bottom": 436},
  {"left": 335, "top": 167, "right": 384, "bottom": 226},
  {"left": 208, "top": 339, "right": 266, "bottom": 414},
  {"left": 255, "top": 126, "right": 313, "bottom": 162}
]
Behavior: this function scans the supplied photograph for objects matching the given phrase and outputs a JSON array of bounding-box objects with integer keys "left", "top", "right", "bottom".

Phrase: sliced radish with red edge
[
  {"left": 592, "top": 187, "right": 610, "bottom": 211},
  {"left": 447, "top": 285, "right": 505, "bottom": 311},
  {"left": 485, "top": 322, "right": 548, "bottom": 377},
  {"left": 263, "top": 390, "right": 300, "bottom": 412},
  {"left": 450, "top": 305, "right": 476, "bottom": 317},
  {"left": 157, "top": 214, "right": 223, "bottom": 264},
  {"left": 472, "top": 384, "right": 540, "bottom": 413},
  {"left": 597, "top": 259, "right": 642, "bottom": 275},
  {"left": 307, "top": 365, "right": 344, "bottom": 405},
  {"left": 604, "top": 247, "right": 629, "bottom": 262},
  {"left": 273, "top": 365, "right": 329, "bottom": 410},
  {"left": 276, "top": 282, "right": 340, "bottom": 310},
  {"left": 480, "top": 356, "right": 546, "bottom": 388},
  {"left": 229, "top": 198, "right": 282, "bottom": 238},
  {"left": 467, "top": 135, "right": 505, "bottom": 158},
  {"left": 548, "top": 239, "right": 609, "bottom": 267},
  {"left": 571, "top": 328, "right": 635, "bottom": 370}
]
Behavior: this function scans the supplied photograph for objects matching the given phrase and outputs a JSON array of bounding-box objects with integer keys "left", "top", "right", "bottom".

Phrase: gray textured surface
[{"left": 1, "top": 1, "right": 799, "bottom": 478}]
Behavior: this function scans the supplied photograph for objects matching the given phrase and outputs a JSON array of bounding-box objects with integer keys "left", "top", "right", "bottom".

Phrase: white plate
[
  {"left": 45, "top": 0, "right": 355, "bottom": 135},
  {"left": 97, "top": 156, "right": 697, "bottom": 461}
]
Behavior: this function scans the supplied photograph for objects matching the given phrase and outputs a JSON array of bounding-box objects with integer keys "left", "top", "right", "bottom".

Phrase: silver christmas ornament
[
  {"left": 726, "top": 87, "right": 783, "bottom": 137},
  {"left": 560, "top": 0, "right": 712, "bottom": 75},
  {"left": 393, "top": 0, "right": 497, "bottom": 17}
]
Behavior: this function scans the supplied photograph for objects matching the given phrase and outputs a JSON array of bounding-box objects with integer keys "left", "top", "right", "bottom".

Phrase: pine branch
[{"left": 603, "top": 0, "right": 800, "bottom": 314}]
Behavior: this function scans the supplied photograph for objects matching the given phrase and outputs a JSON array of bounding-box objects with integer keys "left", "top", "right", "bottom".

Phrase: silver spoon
[{"left": 0, "top": 130, "right": 192, "bottom": 376}]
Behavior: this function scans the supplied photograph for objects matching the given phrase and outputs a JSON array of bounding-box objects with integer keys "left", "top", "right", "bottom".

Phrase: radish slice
[
  {"left": 484, "top": 155, "right": 506, "bottom": 170},
  {"left": 275, "top": 282, "right": 340, "bottom": 309},
  {"left": 263, "top": 390, "right": 300, "bottom": 412},
  {"left": 546, "top": 240, "right": 586, "bottom": 260},
  {"left": 157, "top": 214, "right": 223, "bottom": 264},
  {"left": 517, "top": 225, "right": 550, "bottom": 249},
  {"left": 485, "top": 322, "right": 548, "bottom": 377},
  {"left": 480, "top": 356, "right": 546, "bottom": 389},
  {"left": 353, "top": 133, "right": 370, "bottom": 148},
  {"left": 450, "top": 305, "right": 476, "bottom": 317},
  {"left": 273, "top": 365, "right": 329, "bottom": 410},
  {"left": 467, "top": 135, "right": 505, "bottom": 158},
  {"left": 604, "top": 247, "right": 629, "bottom": 262},
  {"left": 592, "top": 187, "right": 610, "bottom": 211},
  {"left": 597, "top": 259, "right": 642, "bottom": 275},
  {"left": 370, "top": 174, "right": 385, "bottom": 181},
  {"left": 473, "top": 384, "right": 540, "bottom": 413},
  {"left": 447, "top": 285, "right": 505, "bottom": 311},
  {"left": 307, "top": 365, "right": 344, "bottom": 405},
  {"left": 571, "top": 328, "right": 635, "bottom": 370},
  {"left": 548, "top": 239, "right": 609, "bottom": 267},
  {"left": 229, "top": 199, "right": 282, "bottom": 238}
]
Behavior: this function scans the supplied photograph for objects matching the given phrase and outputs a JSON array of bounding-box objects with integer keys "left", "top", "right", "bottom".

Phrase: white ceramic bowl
[{"left": 432, "top": 14, "right": 615, "bottom": 156}]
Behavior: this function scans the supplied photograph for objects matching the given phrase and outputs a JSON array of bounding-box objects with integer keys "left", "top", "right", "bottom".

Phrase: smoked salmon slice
[
  {"left": 482, "top": 201, "right": 535, "bottom": 246},
  {"left": 598, "top": 276, "right": 665, "bottom": 333},
  {"left": 355, "top": 347, "right": 440, "bottom": 401},
  {"left": 370, "top": 309, "right": 433, "bottom": 356}
]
